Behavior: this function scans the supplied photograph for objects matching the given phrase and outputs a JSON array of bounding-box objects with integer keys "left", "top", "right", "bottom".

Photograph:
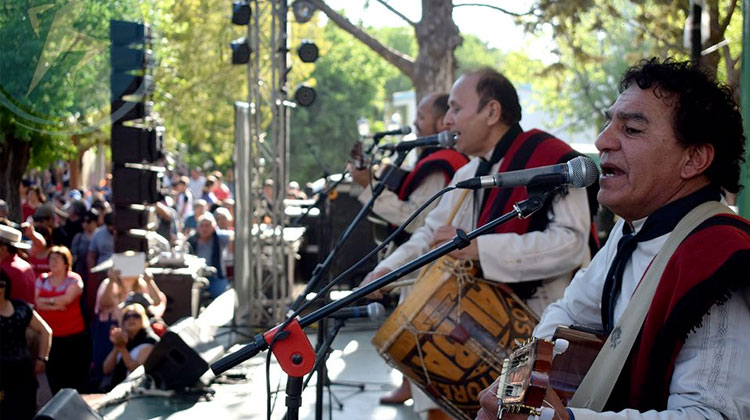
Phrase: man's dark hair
[
  {"left": 620, "top": 57, "right": 746, "bottom": 193},
  {"left": 432, "top": 93, "right": 449, "bottom": 117},
  {"left": 468, "top": 68, "right": 522, "bottom": 126}
]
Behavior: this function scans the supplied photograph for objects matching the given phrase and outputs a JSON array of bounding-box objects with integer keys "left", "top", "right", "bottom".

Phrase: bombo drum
[{"left": 372, "top": 256, "right": 538, "bottom": 419}]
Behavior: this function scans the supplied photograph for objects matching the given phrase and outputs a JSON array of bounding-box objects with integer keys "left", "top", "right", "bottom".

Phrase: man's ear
[
  {"left": 681, "top": 143, "right": 714, "bottom": 179},
  {"left": 485, "top": 100, "right": 502, "bottom": 126},
  {"left": 436, "top": 114, "right": 448, "bottom": 132}
]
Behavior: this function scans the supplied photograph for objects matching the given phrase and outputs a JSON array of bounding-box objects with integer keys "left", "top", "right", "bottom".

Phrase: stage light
[
  {"left": 230, "top": 37, "right": 251, "bottom": 64},
  {"left": 297, "top": 40, "right": 318, "bottom": 63},
  {"left": 294, "top": 85, "right": 316, "bottom": 107},
  {"left": 292, "top": 0, "right": 315, "bottom": 23},
  {"left": 231, "top": 1, "right": 251, "bottom": 25}
]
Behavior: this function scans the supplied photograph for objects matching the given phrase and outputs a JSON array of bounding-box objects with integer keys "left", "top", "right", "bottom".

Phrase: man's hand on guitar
[
  {"left": 430, "top": 225, "right": 479, "bottom": 260},
  {"left": 477, "top": 376, "right": 570, "bottom": 420},
  {"left": 359, "top": 267, "right": 392, "bottom": 300}
]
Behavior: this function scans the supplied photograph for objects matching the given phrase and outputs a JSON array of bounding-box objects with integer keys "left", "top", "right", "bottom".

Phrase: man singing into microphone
[
  {"left": 361, "top": 68, "right": 594, "bottom": 317},
  {"left": 349, "top": 93, "right": 469, "bottom": 235}
]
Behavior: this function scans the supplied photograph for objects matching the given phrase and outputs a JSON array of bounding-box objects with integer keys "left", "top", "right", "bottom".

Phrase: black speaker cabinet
[
  {"left": 142, "top": 317, "right": 226, "bottom": 391},
  {"left": 34, "top": 388, "right": 102, "bottom": 420}
]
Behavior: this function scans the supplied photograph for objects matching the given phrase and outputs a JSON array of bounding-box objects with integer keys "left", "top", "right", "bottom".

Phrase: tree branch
[
  {"left": 375, "top": 0, "right": 416, "bottom": 27},
  {"left": 453, "top": 3, "right": 534, "bottom": 17},
  {"left": 719, "top": 0, "right": 737, "bottom": 36},
  {"left": 308, "top": 0, "right": 415, "bottom": 79}
]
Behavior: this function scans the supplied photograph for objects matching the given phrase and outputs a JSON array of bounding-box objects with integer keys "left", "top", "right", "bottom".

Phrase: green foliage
[
  {"left": 0, "top": 0, "right": 145, "bottom": 170},
  {"left": 519, "top": 0, "right": 743, "bottom": 136},
  {"left": 455, "top": 34, "right": 506, "bottom": 75}
]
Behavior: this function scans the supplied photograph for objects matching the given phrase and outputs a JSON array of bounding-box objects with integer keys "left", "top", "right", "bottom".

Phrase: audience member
[
  {"left": 188, "top": 167, "right": 205, "bottom": 199},
  {"left": 70, "top": 209, "right": 99, "bottom": 283},
  {"left": 52, "top": 199, "right": 86, "bottom": 248},
  {"left": 214, "top": 206, "right": 234, "bottom": 231},
  {"left": 0, "top": 269, "right": 52, "bottom": 420},
  {"left": 34, "top": 246, "right": 90, "bottom": 394},
  {"left": 211, "top": 170, "right": 232, "bottom": 201},
  {"left": 187, "top": 214, "right": 233, "bottom": 298},
  {"left": 174, "top": 176, "right": 193, "bottom": 224},
  {"left": 201, "top": 176, "right": 218, "bottom": 206},
  {"left": 183, "top": 199, "right": 207, "bottom": 237},
  {"left": 24, "top": 222, "right": 52, "bottom": 275},
  {"left": 22, "top": 185, "right": 45, "bottom": 221},
  {"left": 0, "top": 199, "right": 9, "bottom": 220},
  {"left": 101, "top": 303, "right": 159, "bottom": 390},
  {"left": 0, "top": 225, "right": 36, "bottom": 304},
  {"left": 155, "top": 199, "right": 178, "bottom": 245},
  {"left": 88, "top": 212, "right": 114, "bottom": 270}
]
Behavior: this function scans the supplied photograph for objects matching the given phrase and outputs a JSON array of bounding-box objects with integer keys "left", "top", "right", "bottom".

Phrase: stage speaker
[
  {"left": 144, "top": 317, "right": 224, "bottom": 390},
  {"left": 34, "top": 388, "right": 102, "bottom": 420}
]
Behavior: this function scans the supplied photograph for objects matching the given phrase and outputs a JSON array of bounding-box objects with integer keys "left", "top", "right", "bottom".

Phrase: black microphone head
[
  {"left": 437, "top": 131, "right": 456, "bottom": 148},
  {"left": 398, "top": 126, "right": 412, "bottom": 135},
  {"left": 567, "top": 156, "right": 599, "bottom": 188},
  {"left": 367, "top": 302, "right": 386, "bottom": 321}
]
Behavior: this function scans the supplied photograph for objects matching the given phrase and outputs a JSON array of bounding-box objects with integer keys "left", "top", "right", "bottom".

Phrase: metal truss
[{"left": 240, "top": 0, "right": 292, "bottom": 327}]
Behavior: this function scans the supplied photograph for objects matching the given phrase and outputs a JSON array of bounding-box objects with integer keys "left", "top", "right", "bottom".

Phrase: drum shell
[{"left": 372, "top": 256, "right": 538, "bottom": 420}]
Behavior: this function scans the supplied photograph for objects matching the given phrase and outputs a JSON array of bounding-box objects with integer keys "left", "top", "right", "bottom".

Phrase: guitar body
[{"left": 496, "top": 325, "right": 605, "bottom": 417}]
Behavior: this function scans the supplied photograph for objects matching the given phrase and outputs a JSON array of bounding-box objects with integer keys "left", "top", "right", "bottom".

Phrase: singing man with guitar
[{"left": 478, "top": 59, "right": 750, "bottom": 420}]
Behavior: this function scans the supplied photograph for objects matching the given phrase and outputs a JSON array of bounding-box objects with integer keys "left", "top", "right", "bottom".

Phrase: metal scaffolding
[{"left": 235, "top": 0, "right": 292, "bottom": 327}]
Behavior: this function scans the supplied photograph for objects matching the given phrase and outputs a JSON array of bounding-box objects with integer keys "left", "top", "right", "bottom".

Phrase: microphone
[
  {"left": 327, "top": 302, "right": 386, "bottom": 321},
  {"left": 379, "top": 131, "right": 456, "bottom": 152},
  {"left": 372, "top": 126, "right": 412, "bottom": 140},
  {"left": 455, "top": 155, "right": 599, "bottom": 190}
]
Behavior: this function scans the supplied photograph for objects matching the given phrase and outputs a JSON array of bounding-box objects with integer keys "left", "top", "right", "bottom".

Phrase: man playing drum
[
  {"left": 350, "top": 93, "right": 469, "bottom": 412},
  {"left": 362, "top": 68, "right": 595, "bottom": 419},
  {"left": 478, "top": 58, "right": 750, "bottom": 420}
]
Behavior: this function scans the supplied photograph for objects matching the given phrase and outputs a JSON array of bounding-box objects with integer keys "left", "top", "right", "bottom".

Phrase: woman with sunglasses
[
  {"left": 0, "top": 269, "right": 52, "bottom": 420},
  {"left": 35, "top": 245, "right": 90, "bottom": 394},
  {"left": 102, "top": 303, "right": 159, "bottom": 389}
]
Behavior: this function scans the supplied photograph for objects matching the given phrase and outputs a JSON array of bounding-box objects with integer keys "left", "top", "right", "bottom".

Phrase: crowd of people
[{"left": 0, "top": 167, "right": 239, "bottom": 419}]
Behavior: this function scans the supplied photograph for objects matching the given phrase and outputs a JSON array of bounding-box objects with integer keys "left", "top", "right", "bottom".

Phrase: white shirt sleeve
[
  {"left": 476, "top": 187, "right": 591, "bottom": 284},
  {"left": 568, "top": 288, "right": 750, "bottom": 420},
  {"left": 374, "top": 161, "right": 479, "bottom": 272},
  {"left": 358, "top": 171, "right": 447, "bottom": 234}
]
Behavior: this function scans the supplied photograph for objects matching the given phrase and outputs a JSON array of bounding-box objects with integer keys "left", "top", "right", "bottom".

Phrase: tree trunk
[
  {"left": 313, "top": 0, "right": 462, "bottom": 101},
  {"left": 0, "top": 136, "right": 31, "bottom": 222},
  {"left": 413, "top": 0, "right": 462, "bottom": 102}
]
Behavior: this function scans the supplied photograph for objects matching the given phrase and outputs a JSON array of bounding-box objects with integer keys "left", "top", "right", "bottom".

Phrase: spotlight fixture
[
  {"left": 230, "top": 37, "right": 251, "bottom": 64},
  {"left": 292, "top": 0, "right": 315, "bottom": 23},
  {"left": 294, "top": 85, "right": 316, "bottom": 107},
  {"left": 297, "top": 40, "right": 318, "bottom": 63},
  {"left": 231, "top": 1, "right": 251, "bottom": 25}
]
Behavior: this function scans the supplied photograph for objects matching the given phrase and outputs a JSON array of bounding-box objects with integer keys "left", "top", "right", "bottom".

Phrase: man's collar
[{"left": 625, "top": 184, "right": 722, "bottom": 238}]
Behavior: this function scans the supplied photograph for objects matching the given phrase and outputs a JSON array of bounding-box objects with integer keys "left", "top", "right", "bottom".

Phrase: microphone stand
[
  {"left": 211, "top": 187, "right": 555, "bottom": 420},
  {"left": 287, "top": 149, "right": 409, "bottom": 313}
]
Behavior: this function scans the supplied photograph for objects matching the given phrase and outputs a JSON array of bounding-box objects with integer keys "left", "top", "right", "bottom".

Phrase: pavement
[{"left": 97, "top": 321, "right": 422, "bottom": 420}]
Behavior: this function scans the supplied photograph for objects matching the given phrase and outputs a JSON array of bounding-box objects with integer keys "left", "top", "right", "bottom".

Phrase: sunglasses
[{"left": 122, "top": 312, "right": 140, "bottom": 321}]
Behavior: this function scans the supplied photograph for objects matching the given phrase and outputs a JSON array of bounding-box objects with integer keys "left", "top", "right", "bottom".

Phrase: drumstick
[{"left": 447, "top": 189, "right": 471, "bottom": 225}]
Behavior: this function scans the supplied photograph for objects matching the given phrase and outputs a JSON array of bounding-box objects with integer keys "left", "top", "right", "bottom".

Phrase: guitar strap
[{"left": 568, "top": 200, "right": 730, "bottom": 411}]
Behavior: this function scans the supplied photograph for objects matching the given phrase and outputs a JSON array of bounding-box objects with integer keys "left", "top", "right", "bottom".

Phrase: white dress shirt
[
  {"left": 535, "top": 217, "right": 750, "bottom": 420},
  {"left": 374, "top": 155, "right": 592, "bottom": 317},
  {"left": 358, "top": 172, "right": 447, "bottom": 234}
]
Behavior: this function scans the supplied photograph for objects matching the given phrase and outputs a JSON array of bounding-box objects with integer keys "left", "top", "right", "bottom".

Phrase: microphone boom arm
[{"left": 211, "top": 187, "right": 554, "bottom": 376}]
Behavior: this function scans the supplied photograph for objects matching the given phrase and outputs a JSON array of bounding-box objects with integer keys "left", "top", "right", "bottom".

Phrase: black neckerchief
[
  {"left": 474, "top": 124, "right": 522, "bottom": 213},
  {"left": 601, "top": 184, "right": 722, "bottom": 333}
]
